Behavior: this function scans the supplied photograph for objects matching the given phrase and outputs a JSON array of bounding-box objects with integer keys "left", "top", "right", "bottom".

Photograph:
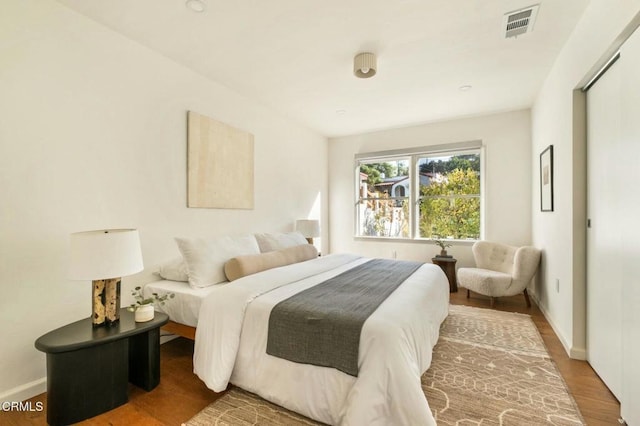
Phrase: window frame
[{"left": 354, "top": 140, "right": 484, "bottom": 242}]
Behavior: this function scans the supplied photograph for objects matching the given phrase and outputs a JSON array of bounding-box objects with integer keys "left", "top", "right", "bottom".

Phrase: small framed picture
[{"left": 540, "top": 145, "right": 554, "bottom": 212}]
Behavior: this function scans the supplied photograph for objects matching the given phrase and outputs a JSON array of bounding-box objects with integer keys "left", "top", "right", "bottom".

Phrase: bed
[
  {"left": 144, "top": 279, "right": 222, "bottom": 328},
  {"left": 150, "top": 250, "right": 449, "bottom": 425}
]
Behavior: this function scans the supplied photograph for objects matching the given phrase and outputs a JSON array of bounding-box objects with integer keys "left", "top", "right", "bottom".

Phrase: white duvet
[{"left": 194, "top": 254, "right": 449, "bottom": 425}]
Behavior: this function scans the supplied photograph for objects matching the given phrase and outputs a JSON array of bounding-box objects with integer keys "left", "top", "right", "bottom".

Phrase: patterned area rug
[{"left": 185, "top": 305, "right": 584, "bottom": 425}]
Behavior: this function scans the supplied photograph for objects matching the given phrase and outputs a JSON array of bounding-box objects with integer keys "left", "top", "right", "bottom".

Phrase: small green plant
[
  {"left": 432, "top": 238, "right": 452, "bottom": 250},
  {"left": 127, "top": 286, "right": 174, "bottom": 312}
]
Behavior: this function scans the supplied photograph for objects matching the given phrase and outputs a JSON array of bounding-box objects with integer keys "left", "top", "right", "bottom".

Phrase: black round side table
[{"left": 35, "top": 309, "right": 168, "bottom": 426}]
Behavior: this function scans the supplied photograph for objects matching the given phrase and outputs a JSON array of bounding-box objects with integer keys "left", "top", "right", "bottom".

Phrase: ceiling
[{"left": 56, "top": 0, "right": 589, "bottom": 137}]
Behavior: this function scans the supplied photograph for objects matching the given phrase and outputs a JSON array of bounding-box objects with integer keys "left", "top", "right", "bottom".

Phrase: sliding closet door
[
  {"left": 618, "top": 26, "right": 640, "bottom": 426},
  {"left": 586, "top": 56, "right": 622, "bottom": 399},
  {"left": 587, "top": 27, "right": 640, "bottom": 423}
]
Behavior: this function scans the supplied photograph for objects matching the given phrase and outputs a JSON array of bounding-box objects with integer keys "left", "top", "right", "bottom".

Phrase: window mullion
[{"left": 410, "top": 154, "right": 418, "bottom": 239}]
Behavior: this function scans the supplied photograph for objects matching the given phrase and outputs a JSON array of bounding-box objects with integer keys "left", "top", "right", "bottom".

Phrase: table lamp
[
  {"left": 69, "top": 229, "right": 144, "bottom": 327},
  {"left": 295, "top": 219, "right": 320, "bottom": 245}
]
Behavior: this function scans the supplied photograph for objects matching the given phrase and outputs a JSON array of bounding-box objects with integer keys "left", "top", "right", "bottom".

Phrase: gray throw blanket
[{"left": 266, "top": 258, "right": 423, "bottom": 376}]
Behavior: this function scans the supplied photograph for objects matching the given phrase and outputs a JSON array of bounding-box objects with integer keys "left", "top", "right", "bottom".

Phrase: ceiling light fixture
[
  {"left": 186, "top": 0, "right": 206, "bottom": 13},
  {"left": 353, "top": 52, "right": 377, "bottom": 78},
  {"left": 459, "top": 85, "right": 473, "bottom": 91}
]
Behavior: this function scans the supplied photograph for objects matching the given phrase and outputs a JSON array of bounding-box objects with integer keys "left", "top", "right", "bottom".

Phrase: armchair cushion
[
  {"left": 458, "top": 268, "right": 512, "bottom": 296},
  {"left": 472, "top": 241, "right": 515, "bottom": 274}
]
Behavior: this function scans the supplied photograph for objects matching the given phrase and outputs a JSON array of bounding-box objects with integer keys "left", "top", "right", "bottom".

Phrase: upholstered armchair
[{"left": 458, "top": 241, "right": 541, "bottom": 308}]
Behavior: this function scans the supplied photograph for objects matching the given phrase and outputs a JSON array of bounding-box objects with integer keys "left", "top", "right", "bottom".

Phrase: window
[
  {"left": 355, "top": 142, "right": 482, "bottom": 241},
  {"left": 357, "top": 158, "right": 410, "bottom": 238}
]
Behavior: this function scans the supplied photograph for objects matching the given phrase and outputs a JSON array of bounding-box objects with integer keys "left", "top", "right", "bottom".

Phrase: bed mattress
[{"left": 143, "top": 279, "right": 223, "bottom": 327}]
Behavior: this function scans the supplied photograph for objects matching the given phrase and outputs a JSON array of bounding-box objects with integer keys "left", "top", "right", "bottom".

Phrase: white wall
[
  {"left": 0, "top": 0, "right": 327, "bottom": 401},
  {"left": 531, "top": 0, "right": 640, "bottom": 360},
  {"left": 328, "top": 109, "right": 532, "bottom": 268}
]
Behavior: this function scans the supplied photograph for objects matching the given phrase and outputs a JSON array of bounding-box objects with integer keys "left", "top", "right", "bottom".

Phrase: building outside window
[{"left": 355, "top": 142, "right": 482, "bottom": 241}]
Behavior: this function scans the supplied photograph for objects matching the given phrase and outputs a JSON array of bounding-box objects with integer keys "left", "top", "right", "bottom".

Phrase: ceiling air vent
[{"left": 503, "top": 4, "right": 540, "bottom": 38}]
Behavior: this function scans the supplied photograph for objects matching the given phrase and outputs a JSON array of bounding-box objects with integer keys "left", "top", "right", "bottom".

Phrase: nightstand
[
  {"left": 432, "top": 256, "right": 458, "bottom": 292},
  {"left": 35, "top": 309, "right": 168, "bottom": 425}
]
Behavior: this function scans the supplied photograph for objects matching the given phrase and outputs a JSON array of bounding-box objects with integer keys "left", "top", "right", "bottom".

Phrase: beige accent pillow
[{"left": 224, "top": 244, "right": 318, "bottom": 281}]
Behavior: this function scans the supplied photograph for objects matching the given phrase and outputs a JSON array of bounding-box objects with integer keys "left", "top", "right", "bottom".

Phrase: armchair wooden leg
[
  {"left": 523, "top": 288, "right": 532, "bottom": 308},
  {"left": 466, "top": 289, "right": 470, "bottom": 299},
  {"left": 490, "top": 297, "right": 495, "bottom": 308}
]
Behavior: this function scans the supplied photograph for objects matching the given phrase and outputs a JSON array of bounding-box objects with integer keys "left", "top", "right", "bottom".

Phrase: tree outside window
[{"left": 418, "top": 155, "right": 480, "bottom": 239}]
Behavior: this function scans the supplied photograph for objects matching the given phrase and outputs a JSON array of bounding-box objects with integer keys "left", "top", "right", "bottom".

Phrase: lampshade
[
  {"left": 70, "top": 229, "right": 144, "bottom": 280},
  {"left": 353, "top": 52, "right": 377, "bottom": 78},
  {"left": 295, "top": 220, "right": 320, "bottom": 238}
]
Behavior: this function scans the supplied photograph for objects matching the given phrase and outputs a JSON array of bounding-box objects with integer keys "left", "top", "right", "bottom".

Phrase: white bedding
[
  {"left": 144, "top": 279, "right": 224, "bottom": 327},
  {"left": 194, "top": 253, "right": 449, "bottom": 425}
]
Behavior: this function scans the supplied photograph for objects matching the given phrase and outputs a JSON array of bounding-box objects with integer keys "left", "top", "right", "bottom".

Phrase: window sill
[{"left": 353, "top": 236, "right": 477, "bottom": 246}]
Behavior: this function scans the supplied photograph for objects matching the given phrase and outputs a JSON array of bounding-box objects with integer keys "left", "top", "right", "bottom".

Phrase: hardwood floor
[{"left": 2, "top": 291, "right": 620, "bottom": 425}]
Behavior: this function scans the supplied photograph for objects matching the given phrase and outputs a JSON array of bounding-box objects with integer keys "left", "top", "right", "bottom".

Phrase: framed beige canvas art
[{"left": 187, "top": 111, "right": 254, "bottom": 209}]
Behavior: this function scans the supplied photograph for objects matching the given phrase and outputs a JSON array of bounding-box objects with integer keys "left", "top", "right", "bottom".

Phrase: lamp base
[{"left": 92, "top": 278, "right": 121, "bottom": 327}]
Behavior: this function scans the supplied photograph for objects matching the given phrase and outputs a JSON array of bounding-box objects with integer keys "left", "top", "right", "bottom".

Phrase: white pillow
[
  {"left": 175, "top": 235, "right": 260, "bottom": 288},
  {"left": 157, "top": 257, "right": 189, "bottom": 282},
  {"left": 254, "top": 231, "right": 308, "bottom": 252}
]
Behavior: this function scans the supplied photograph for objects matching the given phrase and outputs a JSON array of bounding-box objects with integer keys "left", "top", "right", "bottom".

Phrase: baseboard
[
  {"left": 569, "top": 346, "right": 587, "bottom": 360},
  {"left": 0, "top": 378, "right": 46, "bottom": 404},
  {"left": 160, "top": 334, "right": 178, "bottom": 345},
  {"left": 530, "top": 293, "right": 586, "bottom": 360}
]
